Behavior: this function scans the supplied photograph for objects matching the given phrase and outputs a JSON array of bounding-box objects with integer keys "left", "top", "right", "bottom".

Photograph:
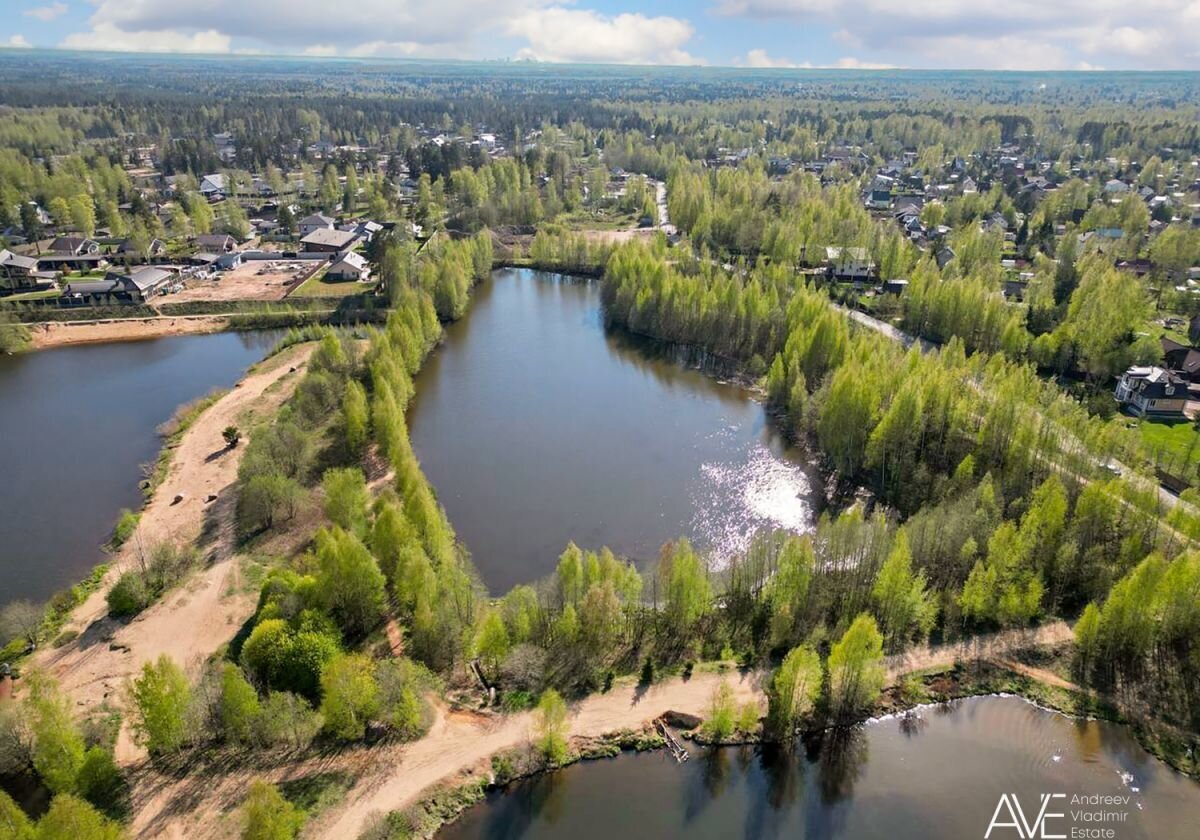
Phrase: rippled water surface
[
  {"left": 408, "top": 269, "right": 819, "bottom": 591},
  {"left": 440, "top": 696, "right": 1200, "bottom": 840},
  {"left": 0, "top": 330, "right": 280, "bottom": 606}
]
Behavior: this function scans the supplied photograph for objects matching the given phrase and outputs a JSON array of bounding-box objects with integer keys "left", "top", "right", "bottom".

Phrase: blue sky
[{"left": 3, "top": 1, "right": 1198, "bottom": 70}]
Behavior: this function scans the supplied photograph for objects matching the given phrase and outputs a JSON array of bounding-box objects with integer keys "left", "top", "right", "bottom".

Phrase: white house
[
  {"left": 325, "top": 251, "right": 370, "bottom": 282},
  {"left": 825, "top": 246, "right": 874, "bottom": 280},
  {"left": 199, "top": 173, "right": 227, "bottom": 198}
]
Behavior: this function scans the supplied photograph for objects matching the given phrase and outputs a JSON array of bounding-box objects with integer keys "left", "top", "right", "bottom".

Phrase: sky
[{"left": 2, "top": 0, "right": 1199, "bottom": 71}]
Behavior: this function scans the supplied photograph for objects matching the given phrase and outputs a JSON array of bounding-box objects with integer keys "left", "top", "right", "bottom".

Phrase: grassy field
[
  {"left": 2, "top": 288, "right": 60, "bottom": 301},
  {"left": 293, "top": 272, "right": 378, "bottom": 298},
  {"left": 1137, "top": 416, "right": 1200, "bottom": 464}
]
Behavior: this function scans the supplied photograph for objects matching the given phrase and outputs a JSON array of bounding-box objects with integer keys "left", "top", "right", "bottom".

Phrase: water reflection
[
  {"left": 440, "top": 696, "right": 1200, "bottom": 840},
  {"left": 408, "top": 269, "right": 821, "bottom": 592}
]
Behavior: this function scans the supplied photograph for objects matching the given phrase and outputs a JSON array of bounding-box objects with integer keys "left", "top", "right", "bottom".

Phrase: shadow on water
[{"left": 474, "top": 762, "right": 570, "bottom": 840}]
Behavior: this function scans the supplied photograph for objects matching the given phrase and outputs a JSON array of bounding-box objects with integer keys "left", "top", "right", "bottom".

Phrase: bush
[{"left": 106, "top": 572, "right": 150, "bottom": 618}]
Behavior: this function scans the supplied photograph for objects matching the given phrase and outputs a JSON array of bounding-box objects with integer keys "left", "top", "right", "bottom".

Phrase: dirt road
[
  {"left": 130, "top": 621, "right": 1072, "bottom": 840},
  {"left": 27, "top": 344, "right": 313, "bottom": 762}
]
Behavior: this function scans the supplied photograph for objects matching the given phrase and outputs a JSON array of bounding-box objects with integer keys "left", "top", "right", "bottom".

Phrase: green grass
[
  {"left": 3, "top": 288, "right": 60, "bottom": 301},
  {"left": 293, "top": 272, "right": 377, "bottom": 298},
  {"left": 1137, "top": 418, "right": 1200, "bottom": 463}
]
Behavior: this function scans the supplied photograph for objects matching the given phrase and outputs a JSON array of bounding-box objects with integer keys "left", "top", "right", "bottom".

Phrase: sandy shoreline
[
  {"left": 26, "top": 315, "right": 232, "bottom": 349},
  {"left": 25, "top": 342, "right": 313, "bottom": 762}
]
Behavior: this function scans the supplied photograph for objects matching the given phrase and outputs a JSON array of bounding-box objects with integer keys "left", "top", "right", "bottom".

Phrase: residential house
[
  {"left": 59, "top": 266, "right": 176, "bottom": 306},
  {"left": 824, "top": 246, "right": 874, "bottom": 280},
  {"left": 325, "top": 251, "right": 370, "bottom": 282},
  {"left": 0, "top": 249, "right": 58, "bottom": 294},
  {"left": 1104, "top": 179, "right": 1130, "bottom": 194},
  {"left": 49, "top": 237, "right": 100, "bottom": 255},
  {"left": 199, "top": 173, "right": 227, "bottom": 200},
  {"left": 300, "top": 228, "right": 357, "bottom": 253},
  {"left": 34, "top": 253, "right": 109, "bottom": 273},
  {"left": 115, "top": 237, "right": 166, "bottom": 259},
  {"left": 340, "top": 219, "right": 383, "bottom": 243},
  {"left": 297, "top": 213, "right": 335, "bottom": 237},
  {"left": 193, "top": 234, "right": 237, "bottom": 253},
  {"left": 1114, "top": 366, "right": 1188, "bottom": 417},
  {"left": 1161, "top": 337, "right": 1200, "bottom": 383},
  {"left": 935, "top": 246, "right": 956, "bottom": 269}
]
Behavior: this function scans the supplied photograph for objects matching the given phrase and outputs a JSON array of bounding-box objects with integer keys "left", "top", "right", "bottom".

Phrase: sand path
[
  {"left": 130, "top": 621, "right": 1071, "bottom": 840},
  {"left": 27, "top": 343, "right": 313, "bottom": 761}
]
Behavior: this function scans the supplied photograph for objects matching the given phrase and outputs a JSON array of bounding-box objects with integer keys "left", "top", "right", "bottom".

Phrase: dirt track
[{"left": 27, "top": 343, "right": 313, "bottom": 762}]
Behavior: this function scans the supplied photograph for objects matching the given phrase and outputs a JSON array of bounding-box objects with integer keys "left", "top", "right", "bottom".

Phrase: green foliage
[
  {"left": 27, "top": 673, "right": 86, "bottom": 794},
  {"left": 828, "top": 613, "right": 886, "bottom": 721},
  {"left": 128, "top": 655, "right": 192, "bottom": 755},
  {"left": 241, "top": 780, "right": 304, "bottom": 840},
  {"left": 0, "top": 789, "right": 33, "bottom": 840},
  {"left": 533, "top": 689, "right": 569, "bottom": 765},
  {"left": 870, "top": 530, "right": 936, "bottom": 652},
  {"left": 321, "top": 468, "right": 370, "bottom": 537},
  {"left": 318, "top": 654, "right": 380, "bottom": 741},
  {"left": 659, "top": 539, "right": 711, "bottom": 639},
  {"left": 218, "top": 664, "right": 262, "bottom": 745},
  {"left": 342, "top": 380, "right": 370, "bottom": 460},
  {"left": 314, "top": 526, "right": 387, "bottom": 639},
  {"left": 256, "top": 692, "right": 323, "bottom": 750},
  {"left": 31, "top": 794, "right": 125, "bottom": 840},
  {"left": 701, "top": 679, "right": 737, "bottom": 742},
  {"left": 240, "top": 617, "right": 341, "bottom": 699},
  {"left": 766, "top": 644, "right": 822, "bottom": 740},
  {"left": 108, "top": 510, "right": 139, "bottom": 549}
]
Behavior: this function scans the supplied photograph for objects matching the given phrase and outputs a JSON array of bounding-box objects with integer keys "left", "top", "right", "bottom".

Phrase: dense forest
[{"left": 1, "top": 55, "right": 1199, "bottom": 836}]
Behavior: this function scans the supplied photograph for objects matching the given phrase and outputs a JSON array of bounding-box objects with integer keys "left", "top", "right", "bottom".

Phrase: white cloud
[
  {"left": 739, "top": 49, "right": 896, "bottom": 69},
  {"left": 61, "top": 22, "right": 232, "bottom": 54},
  {"left": 65, "top": 0, "right": 556, "bottom": 58},
  {"left": 831, "top": 56, "right": 895, "bottom": 69},
  {"left": 507, "top": 8, "right": 702, "bottom": 65},
  {"left": 713, "top": 0, "right": 1200, "bottom": 69},
  {"left": 742, "top": 48, "right": 798, "bottom": 68},
  {"left": 24, "top": 3, "right": 67, "bottom": 23},
  {"left": 61, "top": 1, "right": 703, "bottom": 65},
  {"left": 5, "top": 34, "right": 34, "bottom": 48}
]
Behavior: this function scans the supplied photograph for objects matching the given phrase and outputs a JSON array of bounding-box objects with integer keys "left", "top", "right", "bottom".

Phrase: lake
[
  {"left": 408, "top": 269, "right": 820, "bottom": 593},
  {"left": 440, "top": 695, "right": 1200, "bottom": 840},
  {"left": 0, "top": 331, "right": 280, "bottom": 607}
]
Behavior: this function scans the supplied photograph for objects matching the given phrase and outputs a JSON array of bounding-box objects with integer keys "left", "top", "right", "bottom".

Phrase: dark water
[
  {"left": 0, "top": 331, "right": 280, "bottom": 606},
  {"left": 441, "top": 696, "right": 1200, "bottom": 840},
  {"left": 408, "top": 269, "right": 820, "bottom": 592}
]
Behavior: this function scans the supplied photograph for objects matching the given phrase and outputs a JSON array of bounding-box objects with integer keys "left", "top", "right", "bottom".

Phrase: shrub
[{"left": 106, "top": 572, "right": 151, "bottom": 619}]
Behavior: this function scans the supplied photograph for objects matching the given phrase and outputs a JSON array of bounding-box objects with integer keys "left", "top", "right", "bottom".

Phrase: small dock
[{"left": 656, "top": 718, "right": 690, "bottom": 763}]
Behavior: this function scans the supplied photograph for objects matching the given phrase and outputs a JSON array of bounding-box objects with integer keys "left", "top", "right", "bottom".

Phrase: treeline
[
  {"left": 900, "top": 239, "right": 1162, "bottom": 382},
  {"left": 667, "top": 163, "right": 916, "bottom": 278},
  {"left": 602, "top": 242, "right": 1198, "bottom": 723}
]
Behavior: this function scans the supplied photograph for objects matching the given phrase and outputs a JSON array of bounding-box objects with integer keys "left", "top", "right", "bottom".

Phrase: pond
[
  {"left": 0, "top": 330, "right": 280, "bottom": 607},
  {"left": 440, "top": 695, "right": 1200, "bottom": 840},
  {"left": 408, "top": 269, "right": 821, "bottom": 593}
]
